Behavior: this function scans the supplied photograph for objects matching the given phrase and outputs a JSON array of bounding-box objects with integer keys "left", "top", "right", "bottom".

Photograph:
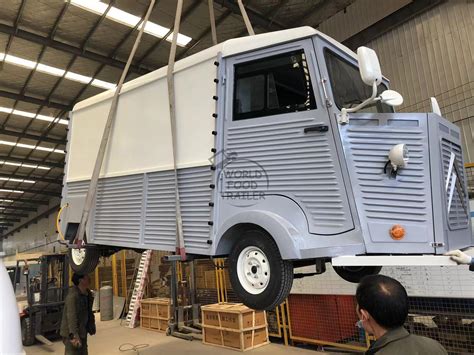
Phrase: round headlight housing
[{"left": 389, "top": 144, "right": 409, "bottom": 171}]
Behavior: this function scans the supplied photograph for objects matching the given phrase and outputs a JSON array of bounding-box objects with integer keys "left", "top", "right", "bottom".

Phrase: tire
[
  {"left": 21, "top": 317, "right": 35, "bottom": 346},
  {"left": 68, "top": 246, "right": 100, "bottom": 275},
  {"left": 333, "top": 266, "right": 382, "bottom": 283},
  {"left": 228, "top": 229, "right": 293, "bottom": 311}
]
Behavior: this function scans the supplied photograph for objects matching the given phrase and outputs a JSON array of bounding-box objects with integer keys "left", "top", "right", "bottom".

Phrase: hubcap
[
  {"left": 71, "top": 248, "right": 86, "bottom": 265},
  {"left": 237, "top": 246, "right": 270, "bottom": 295}
]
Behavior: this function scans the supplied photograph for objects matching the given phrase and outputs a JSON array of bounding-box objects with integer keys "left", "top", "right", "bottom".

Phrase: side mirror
[
  {"left": 357, "top": 47, "right": 382, "bottom": 86},
  {"left": 379, "top": 90, "right": 403, "bottom": 107}
]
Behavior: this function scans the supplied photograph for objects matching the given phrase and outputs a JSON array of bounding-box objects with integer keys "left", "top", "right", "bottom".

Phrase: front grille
[
  {"left": 346, "top": 126, "right": 429, "bottom": 223},
  {"left": 441, "top": 139, "right": 469, "bottom": 230}
]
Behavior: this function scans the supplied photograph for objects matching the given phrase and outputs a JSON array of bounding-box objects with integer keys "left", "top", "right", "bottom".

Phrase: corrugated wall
[
  {"left": 367, "top": 0, "right": 474, "bottom": 162},
  {"left": 319, "top": 0, "right": 474, "bottom": 162},
  {"left": 318, "top": 0, "right": 412, "bottom": 42}
]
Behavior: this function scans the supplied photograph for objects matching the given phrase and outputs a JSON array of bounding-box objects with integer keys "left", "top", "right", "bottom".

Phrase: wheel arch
[{"left": 214, "top": 210, "right": 304, "bottom": 260}]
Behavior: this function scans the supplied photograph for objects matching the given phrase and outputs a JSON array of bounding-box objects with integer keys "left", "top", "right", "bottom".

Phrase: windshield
[{"left": 324, "top": 49, "right": 393, "bottom": 114}]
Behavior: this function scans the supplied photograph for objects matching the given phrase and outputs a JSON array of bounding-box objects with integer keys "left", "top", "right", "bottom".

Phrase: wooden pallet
[{"left": 201, "top": 303, "right": 269, "bottom": 352}]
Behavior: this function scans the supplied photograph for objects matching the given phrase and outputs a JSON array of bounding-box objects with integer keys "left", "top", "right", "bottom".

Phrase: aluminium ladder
[{"left": 126, "top": 250, "right": 153, "bottom": 328}]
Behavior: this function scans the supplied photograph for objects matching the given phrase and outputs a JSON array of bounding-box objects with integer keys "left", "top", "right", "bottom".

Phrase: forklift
[{"left": 13, "top": 253, "right": 69, "bottom": 346}]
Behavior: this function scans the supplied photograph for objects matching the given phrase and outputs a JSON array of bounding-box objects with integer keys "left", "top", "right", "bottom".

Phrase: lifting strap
[
  {"left": 208, "top": 0, "right": 218, "bottom": 45},
  {"left": 237, "top": 0, "right": 255, "bottom": 36},
  {"left": 167, "top": 0, "right": 186, "bottom": 260},
  {"left": 75, "top": 0, "right": 156, "bottom": 243}
]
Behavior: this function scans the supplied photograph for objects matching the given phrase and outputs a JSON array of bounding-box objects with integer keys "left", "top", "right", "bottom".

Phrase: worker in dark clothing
[
  {"left": 446, "top": 249, "right": 474, "bottom": 270},
  {"left": 60, "top": 273, "right": 96, "bottom": 355},
  {"left": 356, "top": 274, "right": 447, "bottom": 355}
]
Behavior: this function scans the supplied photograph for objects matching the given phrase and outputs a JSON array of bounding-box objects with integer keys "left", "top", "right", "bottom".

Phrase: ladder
[{"left": 126, "top": 250, "right": 153, "bottom": 328}]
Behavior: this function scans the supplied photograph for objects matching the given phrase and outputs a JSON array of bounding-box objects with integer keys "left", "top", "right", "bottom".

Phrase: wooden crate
[
  {"left": 141, "top": 298, "right": 171, "bottom": 319},
  {"left": 140, "top": 317, "right": 168, "bottom": 332},
  {"left": 201, "top": 303, "right": 269, "bottom": 351},
  {"left": 140, "top": 298, "right": 171, "bottom": 332}
]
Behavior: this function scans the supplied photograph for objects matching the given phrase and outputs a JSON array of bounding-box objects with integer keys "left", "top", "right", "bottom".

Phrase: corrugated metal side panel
[
  {"left": 68, "top": 168, "right": 212, "bottom": 251},
  {"left": 66, "top": 180, "right": 89, "bottom": 196},
  {"left": 344, "top": 119, "right": 430, "bottom": 223},
  {"left": 93, "top": 174, "right": 144, "bottom": 245},
  {"left": 225, "top": 117, "right": 353, "bottom": 233},
  {"left": 143, "top": 170, "right": 176, "bottom": 248},
  {"left": 179, "top": 167, "right": 213, "bottom": 250},
  {"left": 143, "top": 167, "right": 212, "bottom": 251},
  {"left": 318, "top": 0, "right": 411, "bottom": 42},
  {"left": 441, "top": 138, "right": 469, "bottom": 230},
  {"left": 367, "top": 0, "right": 474, "bottom": 161}
]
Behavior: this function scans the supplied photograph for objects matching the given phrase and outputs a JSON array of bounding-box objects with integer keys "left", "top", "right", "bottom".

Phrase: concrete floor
[{"left": 25, "top": 316, "right": 336, "bottom": 355}]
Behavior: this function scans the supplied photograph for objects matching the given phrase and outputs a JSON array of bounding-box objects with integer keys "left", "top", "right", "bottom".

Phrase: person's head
[
  {"left": 356, "top": 274, "right": 408, "bottom": 335},
  {"left": 71, "top": 273, "right": 91, "bottom": 289}
]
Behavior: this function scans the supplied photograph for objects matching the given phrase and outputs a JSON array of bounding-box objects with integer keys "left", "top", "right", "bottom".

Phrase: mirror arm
[{"left": 339, "top": 82, "right": 378, "bottom": 124}]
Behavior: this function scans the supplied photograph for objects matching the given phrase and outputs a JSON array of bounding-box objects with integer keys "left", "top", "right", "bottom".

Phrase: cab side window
[{"left": 233, "top": 49, "right": 317, "bottom": 121}]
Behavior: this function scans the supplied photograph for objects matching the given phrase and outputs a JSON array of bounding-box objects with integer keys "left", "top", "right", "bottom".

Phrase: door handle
[{"left": 304, "top": 124, "right": 329, "bottom": 133}]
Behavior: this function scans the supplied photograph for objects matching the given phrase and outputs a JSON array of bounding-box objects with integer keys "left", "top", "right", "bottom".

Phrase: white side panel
[
  {"left": 174, "top": 60, "right": 217, "bottom": 169},
  {"left": 66, "top": 59, "right": 217, "bottom": 182}
]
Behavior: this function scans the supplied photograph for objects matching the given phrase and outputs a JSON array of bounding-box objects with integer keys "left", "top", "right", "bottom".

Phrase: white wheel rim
[
  {"left": 237, "top": 246, "right": 270, "bottom": 295},
  {"left": 71, "top": 248, "right": 86, "bottom": 265}
]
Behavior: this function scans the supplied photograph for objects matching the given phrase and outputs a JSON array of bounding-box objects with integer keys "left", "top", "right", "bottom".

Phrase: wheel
[
  {"left": 333, "top": 266, "right": 382, "bottom": 283},
  {"left": 68, "top": 246, "right": 100, "bottom": 275},
  {"left": 21, "top": 317, "right": 35, "bottom": 346},
  {"left": 228, "top": 229, "right": 293, "bottom": 311}
]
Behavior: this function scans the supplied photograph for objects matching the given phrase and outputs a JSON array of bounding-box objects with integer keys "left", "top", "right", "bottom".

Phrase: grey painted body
[{"left": 61, "top": 33, "right": 473, "bottom": 261}]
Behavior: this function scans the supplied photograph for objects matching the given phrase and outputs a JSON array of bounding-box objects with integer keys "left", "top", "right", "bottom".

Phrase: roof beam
[
  {"left": 137, "top": 0, "right": 201, "bottom": 65},
  {"left": 177, "top": 9, "right": 233, "bottom": 60},
  {"left": 0, "top": 128, "right": 66, "bottom": 145},
  {"left": 0, "top": 23, "right": 151, "bottom": 76},
  {"left": 0, "top": 218, "right": 21, "bottom": 223},
  {"left": 1, "top": 212, "right": 28, "bottom": 217},
  {"left": 0, "top": 206, "right": 34, "bottom": 213},
  {"left": 214, "top": 0, "right": 286, "bottom": 31},
  {"left": 0, "top": 89, "right": 71, "bottom": 111},
  {"left": 11, "top": 187, "right": 61, "bottom": 197},
  {"left": 0, "top": 172, "right": 63, "bottom": 185},
  {"left": 0, "top": 155, "right": 64, "bottom": 169},
  {"left": 6, "top": 197, "right": 48, "bottom": 205}
]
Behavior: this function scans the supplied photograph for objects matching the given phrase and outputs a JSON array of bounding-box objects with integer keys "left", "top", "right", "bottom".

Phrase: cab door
[{"left": 221, "top": 39, "right": 354, "bottom": 235}]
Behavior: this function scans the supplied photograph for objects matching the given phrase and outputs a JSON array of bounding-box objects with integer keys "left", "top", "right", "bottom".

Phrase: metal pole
[
  {"left": 112, "top": 253, "right": 118, "bottom": 296},
  {"left": 75, "top": 0, "right": 156, "bottom": 243}
]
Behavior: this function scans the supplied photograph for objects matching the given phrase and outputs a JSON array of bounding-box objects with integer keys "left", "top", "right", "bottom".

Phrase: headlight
[{"left": 389, "top": 144, "right": 409, "bottom": 171}]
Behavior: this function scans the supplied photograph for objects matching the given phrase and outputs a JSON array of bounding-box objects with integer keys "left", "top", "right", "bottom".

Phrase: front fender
[{"left": 214, "top": 208, "right": 306, "bottom": 260}]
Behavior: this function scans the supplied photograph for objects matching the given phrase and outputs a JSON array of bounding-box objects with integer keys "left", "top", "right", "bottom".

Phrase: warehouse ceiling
[{"left": 0, "top": 0, "right": 358, "bottom": 237}]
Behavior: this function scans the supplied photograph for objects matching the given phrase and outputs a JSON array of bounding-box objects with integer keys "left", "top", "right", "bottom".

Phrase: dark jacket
[
  {"left": 60, "top": 286, "right": 95, "bottom": 339},
  {"left": 366, "top": 327, "right": 447, "bottom": 355}
]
